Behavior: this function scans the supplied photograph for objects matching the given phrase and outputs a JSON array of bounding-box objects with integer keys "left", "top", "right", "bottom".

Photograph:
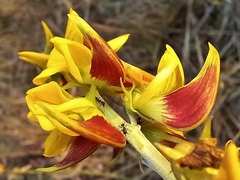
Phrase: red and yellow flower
[
  {"left": 26, "top": 81, "right": 125, "bottom": 171},
  {"left": 122, "top": 43, "right": 220, "bottom": 131}
]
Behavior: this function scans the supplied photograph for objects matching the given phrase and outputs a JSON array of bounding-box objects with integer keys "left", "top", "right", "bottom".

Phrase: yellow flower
[
  {"left": 18, "top": 9, "right": 81, "bottom": 69},
  {"left": 19, "top": 9, "right": 133, "bottom": 91},
  {"left": 122, "top": 43, "right": 220, "bottom": 131},
  {"left": 155, "top": 119, "right": 240, "bottom": 180},
  {"left": 26, "top": 82, "right": 126, "bottom": 171}
]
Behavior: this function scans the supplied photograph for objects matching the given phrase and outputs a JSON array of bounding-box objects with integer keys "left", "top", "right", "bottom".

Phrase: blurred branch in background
[{"left": 0, "top": 0, "right": 240, "bottom": 179}]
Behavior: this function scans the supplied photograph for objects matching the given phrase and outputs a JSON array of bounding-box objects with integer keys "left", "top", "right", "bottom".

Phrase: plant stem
[{"left": 98, "top": 98, "right": 176, "bottom": 180}]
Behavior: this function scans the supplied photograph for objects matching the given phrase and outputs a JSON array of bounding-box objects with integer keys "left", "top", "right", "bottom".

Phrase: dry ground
[{"left": 0, "top": 0, "right": 240, "bottom": 179}]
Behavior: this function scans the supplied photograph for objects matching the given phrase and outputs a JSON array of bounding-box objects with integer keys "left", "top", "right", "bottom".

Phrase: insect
[
  {"left": 95, "top": 97, "right": 105, "bottom": 107},
  {"left": 120, "top": 123, "right": 128, "bottom": 135},
  {"left": 136, "top": 117, "right": 142, "bottom": 125}
]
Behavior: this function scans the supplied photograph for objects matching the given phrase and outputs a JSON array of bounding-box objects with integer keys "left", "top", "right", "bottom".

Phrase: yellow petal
[
  {"left": 47, "top": 47, "right": 66, "bottom": 68},
  {"left": 36, "top": 114, "right": 55, "bottom": 131},
  {"left": 157, "top": 45, "right": 184, "bottom": 85},
  {"left": 44, "top": 129, "right": 74, "bottom": 157},
  {"left": 18, "top": 51, "right": 49, "bottom": 69},
  {"left": 122, "top": 61, "right": 154, "bottom": 87},
  {"left": 41, "top": 21, "right": 54, "bottom": 54},
  {"left": 65, "top": 8, "right": 83, "bottom": 42},
  {"left": 134, "top": 45, "right": 184, "bottom": 109},
  {"left": 26, "top": 82, "right": 73, "bottom": 104},
  {"left": 216, "top": 141, "right": 240, "bottom": 180},
  {"left": 51, "top": 37, "right": 92, "bottom": 83},
  {"left": 34, "top": 105, "right": 79, "bottom": 136},
  {"left": 155, "top": 141, "right": 195, "bottom": 160},
  {"left": 33, "top": 66, "right": 66, "bottom": 85},
  {"left": 199, "top": 117, "right": 213, "bottom": 140},
  {"left": 107, "top": 34, "right": 130, "bottom": 52}
]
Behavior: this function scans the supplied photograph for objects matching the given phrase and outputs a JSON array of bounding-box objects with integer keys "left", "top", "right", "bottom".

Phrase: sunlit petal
[
  {"left": 136, "top": 43, "right": 220, "bottom": 131},
  {"left": 68, "top": 14, "right": 125, "bottom": 86},
  {"left": 122, "top": 61, "right": 154, "bottom": 87},
  {"left": 26, "top": 82, "right": 73, "bottom": 104},
  {"left": 41, "top": 21, "right": 54, "bottom": 54},
  {"left": 216, "top": 141, "right": 240, "bottom": 180},
  {"left": 157, "top": 45, "right": 184, "bottom": 86},
  {"left": 33, "top": 66, "right": 66, "bottom": 85},
  {"left": 37, "top": 101, "right": 126, "bottom": 147},
  {"left": 163, "top": 43, "right": 220, "bottom": 130},
  {"left": 65, "top": 8, "right": 83, "bottom": 43},
  {"left": 18, "top": 51, "right": 49, "bottom": 69},
  {"left": 135, "top": 45, "right": 185, "bottom": 109},
  {"left": 107, "top": 34, "right": 130, "bottom": 52},
  {"left": 51, "top": 37, "right": 92, "bottom": 83}
]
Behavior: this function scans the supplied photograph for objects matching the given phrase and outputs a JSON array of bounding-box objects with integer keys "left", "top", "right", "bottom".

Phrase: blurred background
[{"left": 0, "top": 0, "right": 240, "bottom": 179}]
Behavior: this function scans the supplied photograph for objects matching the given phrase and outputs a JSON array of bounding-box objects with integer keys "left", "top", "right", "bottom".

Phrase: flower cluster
[{"left": 19, "top": 8, "right": 239, "bottom": 180}]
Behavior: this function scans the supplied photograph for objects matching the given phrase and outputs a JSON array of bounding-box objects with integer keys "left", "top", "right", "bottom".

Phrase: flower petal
[
  {"left": 216, "top": 141, "right": 240, "bottom": 180},
  {"left": 134, "top": 45, "right": 184, "bottom": 109},
  {"left": 41, "top": 21, "right": 54, "bottom": 54},
  {"left": 68, "top": 14, "right": 125, "bottom": 86},
  {"left": 107, "top": 34, "right": 130, "bottom": 52},
  {"left": 26, "top": 82, "right": 73, "bottom": 104},
  {"left": 65, "top": 8, "right": 83, "bottom": 43},
  {"left": 51, "top": 37, "right": 92, "bottom": 83},
  {"left": 18, "top": 51, "right": 49, "bottom": 69},
  {"left": 44, "top": 129, "right": 74, "bottom": 157},
  {"left": 137, "top": 43, "right": 220, "bottom": 131},
  {"left": 37, "top": 136, "right": 100, "bottom": 172},
  {"left": 157, "top": 45, "right": 184, "bottom": 85},
  {"left": 122, "top": 61, "right": 154, "bottom": 87},
  {"left": 37, "top": 102, "right": 126, "bottom": 147},
  {"left": 163, "top": 43, "right": 220, "bottom": 130}
]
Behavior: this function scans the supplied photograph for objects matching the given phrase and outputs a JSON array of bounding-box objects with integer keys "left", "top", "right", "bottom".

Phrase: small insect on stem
[
  {"left": 136, "top": 117, "right": 142, "bottom": 125},
  {"left": 95, "top": 97, "right": 105, "bottom": 107},
  {"left": 120, "top": 123, "right": 128, "bottom": 135}
]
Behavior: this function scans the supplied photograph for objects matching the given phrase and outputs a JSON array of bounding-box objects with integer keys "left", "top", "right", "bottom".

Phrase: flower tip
[{"left": 67, "top": 14, "right": 87, "bottom": 35}]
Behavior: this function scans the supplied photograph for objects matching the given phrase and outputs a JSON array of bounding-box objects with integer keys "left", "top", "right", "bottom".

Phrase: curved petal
[
  {"left": 47, "top": 47, "right": 66, "bottom": 68},
  {"left": 216, "top": 141, "right": 240, "bottom": 180},
  {"left": 107, "top": 34, "right": 130, "bottom": 52},
  {"left": 51, "top": 37, "right": 92, "bottom": 83},
  {"left": 163, "top": 43, "right": 220, "bottom": 130},
  {"left": 26, "top": 82, "right": 73, "bottom": 104},
  {"left": 134, "top": 45, "right": 184, "bottom": 109},
  {"left": 37, "top": 102, "right": 126, "bottom": 147},
  {"left": 68, "top": 14, "right": 125, "bottom": 86},
  {"left": 18, "top": 51, "right": 49, "bottom": 69},
  {"left": 157, "top": 45, "right": 184, "bottom": 85},
  {"left": 122, "top": 61, "right": 154, "bottom": 87},
  {"left": 41, "top": 21, "right": 54, "bottom": 54},
  {"left": 37, "top": 136, "right": 100, "bottom": 172},
  {"left": 136, "top": 43, "right": 220, "bottom": 131},
  {"left": 44, "top": 129, "right": 74, "bottom": 157},
  {"left": 65, "top": 8, "right": 83, "bottom": 43},
  {"left": 36, "top": 115, "right": 55, "bottom": 131},
  {"left": 33, "top": 66, "right": 66, "bottom": 85}
]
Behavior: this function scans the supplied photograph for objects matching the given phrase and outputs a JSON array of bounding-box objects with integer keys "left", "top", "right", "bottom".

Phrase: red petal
[
  {"left": 37, "top": 136, "right": 100, "bottom": 172},
  {"left": 77, "top": 115, "right": 126, "bottom": 147},
  {"left": 86, "top": 34, "right": 125, "bottom": 86},
  {"left": 164, "top": 65, "right": 218, "bottom": 130}
]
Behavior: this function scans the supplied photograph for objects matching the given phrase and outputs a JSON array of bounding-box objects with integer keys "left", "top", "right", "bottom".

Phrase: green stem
[{"left": 97, "top": 97, "right": 176, "bottom": 180}]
